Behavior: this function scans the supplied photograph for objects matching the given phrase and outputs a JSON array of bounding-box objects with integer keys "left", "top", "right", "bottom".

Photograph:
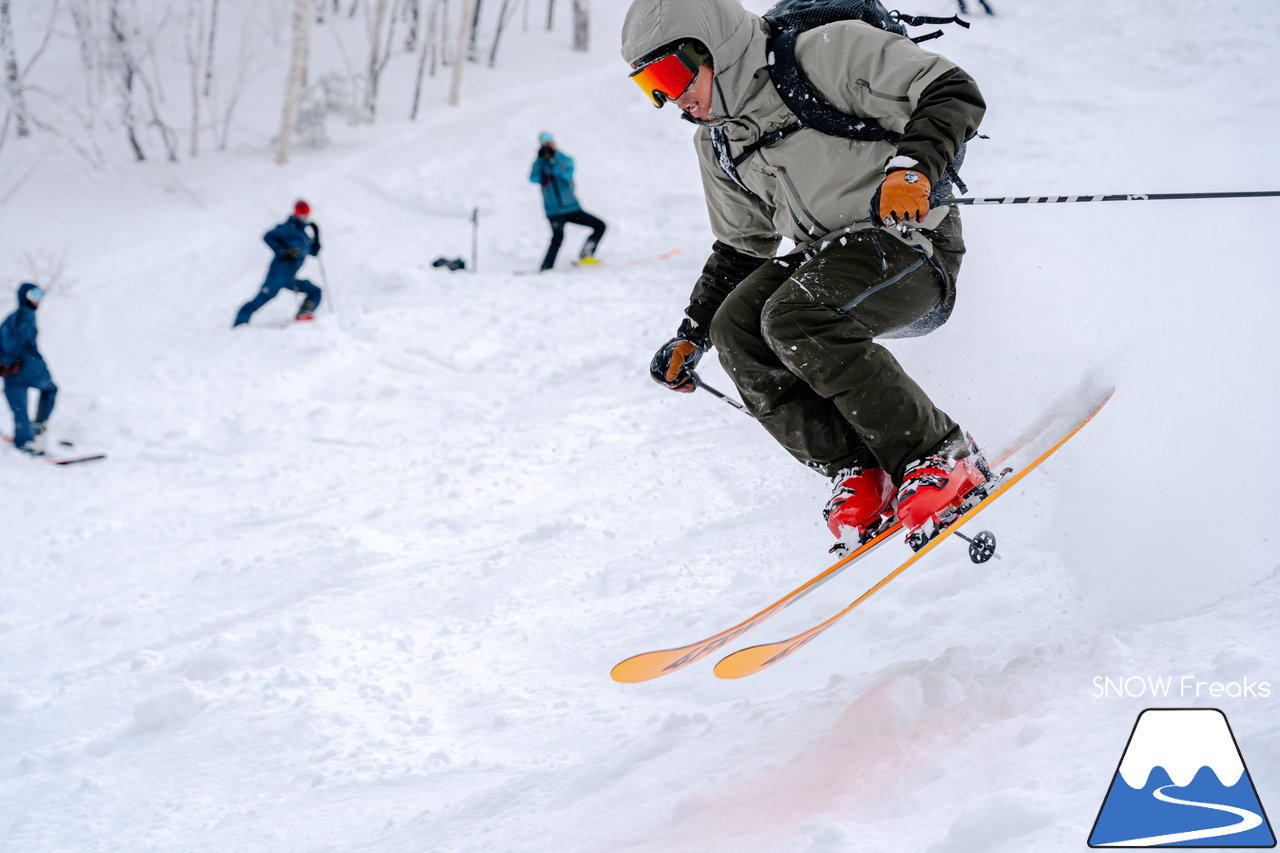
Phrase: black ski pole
[
  {"left": 317, "top": 255, "right": 335, "bottom": 314},
  {"left": 690, "top": 371, "right": 748, "bottom": 413},
  {"left": 940, "top": 190, "right": 1280, "bottom": 207},
  {"left": 470, "top": 206, "right": 479, "bottom": 273}
]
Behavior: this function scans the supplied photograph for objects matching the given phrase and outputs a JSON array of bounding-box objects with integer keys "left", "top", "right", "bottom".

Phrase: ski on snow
[
  {"left": 513, "top": 248, "right": 682, "bottom": 275},
  {"left": 3, "top": 433, "right": 108, "bottom": 466},
  {"left": 611, "top": 386, "right": 1114, "bottom": 683}
]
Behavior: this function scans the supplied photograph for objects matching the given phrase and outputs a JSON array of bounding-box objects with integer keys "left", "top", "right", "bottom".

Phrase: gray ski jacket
[{"left": 621, "top": 0, "right": 985, "bottom": 259}]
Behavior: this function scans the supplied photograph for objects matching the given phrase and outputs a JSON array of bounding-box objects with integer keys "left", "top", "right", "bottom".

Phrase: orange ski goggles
[{"left": 629, "top": 43, "right": 703, "bottom": 108}]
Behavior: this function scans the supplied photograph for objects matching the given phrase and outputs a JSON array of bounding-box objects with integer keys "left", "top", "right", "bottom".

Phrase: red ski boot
[
  {"left": 824, "top": 466, "right": 895, "bottom": 550},
  {"left": 897, "top": 437, "right": 992, "bottom": 549}
]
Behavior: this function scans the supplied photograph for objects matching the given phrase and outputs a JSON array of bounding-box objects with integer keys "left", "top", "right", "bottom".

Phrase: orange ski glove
[
  {"left": 650, "top": 337, "right": 704, "bottom": 393},
  {"left": 873, "top": 169, "right": 932, "bottom": 227}
]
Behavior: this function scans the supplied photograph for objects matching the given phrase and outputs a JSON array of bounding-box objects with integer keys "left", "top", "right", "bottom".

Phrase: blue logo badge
[{"left": 1089, "top": 708, "right": 1275, "bottom": 847}]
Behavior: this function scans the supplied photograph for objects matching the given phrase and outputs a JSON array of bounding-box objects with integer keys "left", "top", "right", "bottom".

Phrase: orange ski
[
  {"left": 609, "top": 388, "right": 1091, "bottom": 684},
  {"left": 712, "top": 388, "right": 1115, "bottom": 680},
  {"left": 610, "top": 527, "right": 900, "bottom": 683}
]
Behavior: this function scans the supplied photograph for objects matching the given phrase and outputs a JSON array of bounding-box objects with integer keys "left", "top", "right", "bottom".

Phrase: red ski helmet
[{"left": 294, "top": 199, "right": 311, "bottom": 217}]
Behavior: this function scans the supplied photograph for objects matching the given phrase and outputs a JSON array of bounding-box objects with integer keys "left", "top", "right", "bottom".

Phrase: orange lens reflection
[{"left": 629, "top": 52, "right": 697, "bottom": 107}]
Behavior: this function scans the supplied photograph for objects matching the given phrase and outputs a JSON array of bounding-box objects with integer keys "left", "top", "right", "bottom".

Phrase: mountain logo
[{"left": 1089, "top": 708, "right": 1275, "bottom": 848}]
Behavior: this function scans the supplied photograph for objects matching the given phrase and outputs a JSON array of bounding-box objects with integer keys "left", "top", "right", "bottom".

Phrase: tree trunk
[
  {"left": 109, "top": 0, "right": 145, "bottom": 161},
  {"left": 187, "top": 3, "right": 205, "bottom": 157},
  {"left": 276, "top": 0, "right": 312, "bottom": 164},
  {"left": 571, "top": 0, "right": 587, "bottom": 52},
  {"left": 410, "top": 0, "right": 440, "bottom": 118},
  {"left": 488, "top": 0, "right": 513, "bottom": 67},
  {"left": 365, "top": 0, "right": 390, "bottom": 120},
  {"left": 467, "top": 0, "right": 483, "bottom": 59},
  {"left": 204, "top": 0, "right": 219, "bottom": 97},
  {"left": 448, "top": 0, "right": 477, "bottom": 106},
  {"left": 545, "top": 0, "right": 554, "bottom": 31},
  {"left": 405, "top": 0, "right": 419, "bottom": 50},
  {"left": 0, "top": 0, "right": 29, "bottom": 137}
]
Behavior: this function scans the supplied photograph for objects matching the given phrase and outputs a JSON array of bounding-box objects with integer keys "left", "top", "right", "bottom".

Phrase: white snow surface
[{"left": 3, "top": 1, "right": 1280, "bottom": 851}]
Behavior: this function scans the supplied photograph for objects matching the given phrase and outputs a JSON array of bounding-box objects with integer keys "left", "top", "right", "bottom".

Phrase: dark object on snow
[
  {"left": 433, "top": 257, "right": 467, "bottom": 272},
  {"left": 234, "top": 210, "right": 323, "bottom": 327}
]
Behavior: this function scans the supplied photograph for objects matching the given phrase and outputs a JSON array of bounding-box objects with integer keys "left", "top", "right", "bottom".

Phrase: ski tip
[
  {"left": 610, "top": 650, "right": 685, "bottom": 684},
  {"left": 712, "top": 645, "right": 776, "bottom": 680}
]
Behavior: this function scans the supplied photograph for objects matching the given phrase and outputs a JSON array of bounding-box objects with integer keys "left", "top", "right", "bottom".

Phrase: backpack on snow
[{"left": 710, "top": 0, "right": 972, "bottom": 203}]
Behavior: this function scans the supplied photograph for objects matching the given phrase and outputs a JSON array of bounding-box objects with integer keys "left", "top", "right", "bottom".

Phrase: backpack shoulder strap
[{"left": 768, "top": 28, "right": 902, "bottom": 145}]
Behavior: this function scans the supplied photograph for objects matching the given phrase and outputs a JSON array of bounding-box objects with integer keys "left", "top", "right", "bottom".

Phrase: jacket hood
[
  {"left": 16, "top": 282, "right": 39, "bottom": 308},
  {"left": 621, "top": 0, "right": 767, "bottom": 120}
]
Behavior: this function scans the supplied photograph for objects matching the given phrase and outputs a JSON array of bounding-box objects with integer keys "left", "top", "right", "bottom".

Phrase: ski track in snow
[{"left": 1, "top": 1, "right": 1279, "bottom": 851}]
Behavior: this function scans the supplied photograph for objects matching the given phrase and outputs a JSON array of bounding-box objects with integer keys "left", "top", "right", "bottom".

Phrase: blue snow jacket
[
  {"left": 0, "top": 283, "right": 51, "bottom": 387},
  {"left": 529, "top": 151, "right": 581, "bottom": 217},
  {"left": 263, "top": 215, "right": 320, "bottom": 286}
]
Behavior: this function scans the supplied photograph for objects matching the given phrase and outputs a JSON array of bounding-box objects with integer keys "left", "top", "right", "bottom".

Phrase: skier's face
[{"left": 675, "top": 65, "right": 714, "bottom": 123}]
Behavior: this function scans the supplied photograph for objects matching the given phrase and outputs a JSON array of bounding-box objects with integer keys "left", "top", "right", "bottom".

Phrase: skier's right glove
[
  {"left": 650, "top": 325, "right": 707, "bottom": 393},
  {"left": 283, "top": 246, "right": 304, "bottom": 260}
]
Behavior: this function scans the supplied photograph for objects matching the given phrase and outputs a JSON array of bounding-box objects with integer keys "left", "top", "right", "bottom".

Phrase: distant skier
[
  {"left": 0, "top": 283, "right": 57, "bottom": 455},
  {"left": 622, "top": 0, "right": 990, "bottom": 550},
  {"left": 529, "top": 132, "right": 606, "bottom": 271},
  {"left": 234, "top": 200, "right": 323, "bottom": 327}
]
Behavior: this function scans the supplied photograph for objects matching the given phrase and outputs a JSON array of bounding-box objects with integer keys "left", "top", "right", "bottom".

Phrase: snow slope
[{"left": 2, "top": 2, "right": 1279, "bottom": 851}]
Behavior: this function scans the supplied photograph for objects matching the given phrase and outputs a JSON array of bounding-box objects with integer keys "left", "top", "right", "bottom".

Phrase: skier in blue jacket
[
  {"left": 529, "top": 132, "right": 606, "bottom": 271},
  {"left": 0, "top": 283, "right": 57, "bottom": 454},
  {"left": 234, "top": 200, "right": 323, "bottom": 327}
]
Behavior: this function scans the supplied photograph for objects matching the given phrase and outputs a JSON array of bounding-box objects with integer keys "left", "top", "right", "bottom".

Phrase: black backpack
[
  {"left": 0, "top": 316, "right": 21, "bottom": 377},
  {"left": 711, "top": 0, "right": 971, "bottom": 202}
]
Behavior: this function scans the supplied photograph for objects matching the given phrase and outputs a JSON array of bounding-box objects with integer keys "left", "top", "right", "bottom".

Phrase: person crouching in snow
[
  {"left": 529, "top": 132, "right": 607, "bottom": 271},
  {"left": 234, "top": 200, "right": 323, "bottom": 327},
  {"left": 0, "top": 283, "right": 57, "bottom": 455}
]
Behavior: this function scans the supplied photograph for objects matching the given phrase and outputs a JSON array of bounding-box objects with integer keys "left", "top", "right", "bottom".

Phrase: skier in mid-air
[
  {"left": 622, "top": 0, "right": 989, "bottom": 548},
  {"left": 529, "top": 131, "right": 607, "bottom": 272},
  {"left": 234, "top": 200, "right": 323, "bottom": 327},
  {"left": 1, "top": 283, "right": 57, "bottom": 455}
]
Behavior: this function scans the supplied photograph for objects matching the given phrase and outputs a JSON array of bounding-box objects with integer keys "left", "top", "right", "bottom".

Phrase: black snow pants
[
  {"left": 541, "top": 210, "right": 606, "bottom": 271},
  {"left": 708, "top": 210, "right": 968, "bottom": 483}
]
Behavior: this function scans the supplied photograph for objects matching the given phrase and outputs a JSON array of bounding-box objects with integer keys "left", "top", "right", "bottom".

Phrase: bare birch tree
[
  {"left": 0, "top": 0, "right": 30, "bottom": 137},
  {"left": 363, "top": 0, "right": 393, "bottom": 120},
  {"left": 185, "top": 2, "right": 208, "bottom": 157},
  {"left": 277, "top": 0, "right": 312, "bottom": 164},
  {"left": 109, "top": 0, "right": 146, "bottom": 161},
  {"left": 447, "top": 0, "right": 477, "bottom": 106},
  {"left": 571, "top": 0, "right": 587, "bottom": 52},
  {"left": 203, "top": 0, "right": 219, "bottom": 97},
  {"left": 488, "top": 0, "right": 515, "bottom": 67},
  {"left": 410, "top": 0, "right": 441, "bottom": 119}
]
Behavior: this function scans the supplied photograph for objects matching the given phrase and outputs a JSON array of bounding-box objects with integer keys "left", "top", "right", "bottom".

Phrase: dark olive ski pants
[{"left": 709, "top": 218, "right": 966, "bottom": 483}]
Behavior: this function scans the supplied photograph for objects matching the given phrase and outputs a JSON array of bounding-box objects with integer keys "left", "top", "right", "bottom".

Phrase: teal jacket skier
[{"left": 529, "top": 132, "right": 606, "bottom": 271}]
